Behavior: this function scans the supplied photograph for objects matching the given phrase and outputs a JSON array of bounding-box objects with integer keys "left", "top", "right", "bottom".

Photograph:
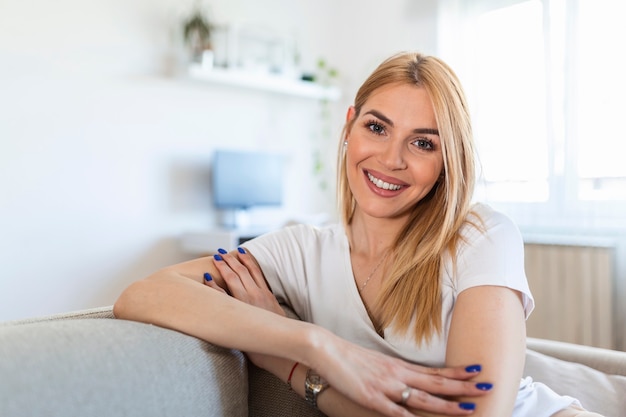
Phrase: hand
[
  {"left": 204, "top": 247, "right": 286, "bottom": 317},
  {"left": 309, "top": 331, "right": 492, "bottom": 416},
  {"left": 203, "top": 247, "right": 287, "bottom": 370}
]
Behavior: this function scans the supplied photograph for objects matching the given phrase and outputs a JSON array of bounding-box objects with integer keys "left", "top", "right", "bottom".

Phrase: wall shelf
[{"left": 188, "top": 65, "right": 341, "bottom": 101}]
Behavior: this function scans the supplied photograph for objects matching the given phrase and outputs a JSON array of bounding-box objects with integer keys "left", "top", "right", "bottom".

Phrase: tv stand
[{"left": 219, "top": 208, "right": 252, "bottom": 230}]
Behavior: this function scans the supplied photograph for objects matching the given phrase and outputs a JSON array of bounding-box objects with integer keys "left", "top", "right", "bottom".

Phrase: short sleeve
[{"left": 453, "top": 205, "right": 535, "bottom": 318}]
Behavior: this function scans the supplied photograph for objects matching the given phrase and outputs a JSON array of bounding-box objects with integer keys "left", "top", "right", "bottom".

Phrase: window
[
  {"left": 574, "top": 0, "right": 626, "bottom": 201},
  {"left": 439, "top": 0, "right": 626, "bottom": 232}
]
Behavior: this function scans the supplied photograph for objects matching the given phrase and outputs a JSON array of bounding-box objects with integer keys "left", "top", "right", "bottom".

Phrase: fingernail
[
  {"left": 465, "top": 364, "right": 481, "bottom": 373},
  {"left": 237, "top": 247, "right": 245, "bottom": 254},
  {"left": 204, "top": 272, "right": 212, "bottom": 281},
  {"left": 213, "top": 254, "right": 223, "bottom": 261},
  {"left": 459, "top": 403, "right": 476, "bottom": 411},
  {"left": 217, "top": 248, "right": 227, "bottom": 254},
  {"left": 476, "top": 382, "right": 493, "bottom": 391}
]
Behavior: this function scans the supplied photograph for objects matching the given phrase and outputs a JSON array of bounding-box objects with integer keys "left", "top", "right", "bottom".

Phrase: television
[{"left": 212, "top": 149, "right": 284, "bottom": 227}]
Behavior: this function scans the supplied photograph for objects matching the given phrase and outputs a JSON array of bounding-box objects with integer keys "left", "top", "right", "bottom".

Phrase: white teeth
[{"left": 367, "top": 172, "right": 402, "bottom": 191}]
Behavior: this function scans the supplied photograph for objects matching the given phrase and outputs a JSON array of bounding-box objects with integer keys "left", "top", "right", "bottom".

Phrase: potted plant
[{"left": 183, "top": 7, "right": 213, "bottom": 64}]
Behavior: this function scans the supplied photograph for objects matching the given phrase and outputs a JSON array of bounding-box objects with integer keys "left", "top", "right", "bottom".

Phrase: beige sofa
[{"left": 0, "top": 306, "right": 624, "bottom": 417}]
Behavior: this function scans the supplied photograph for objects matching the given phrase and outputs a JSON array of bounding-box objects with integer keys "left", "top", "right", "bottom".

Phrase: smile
[{"left": 367, "top": 172, "right": 403, "bottom": 191}]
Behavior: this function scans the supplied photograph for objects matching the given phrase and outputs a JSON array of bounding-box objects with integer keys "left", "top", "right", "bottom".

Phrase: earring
[{"left": 343, "top": 140, "right": 348, "bottom": 146}]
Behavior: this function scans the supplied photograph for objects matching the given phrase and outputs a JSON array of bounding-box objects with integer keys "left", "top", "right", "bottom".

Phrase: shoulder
[
  {"left": 466, "top": 203, "right": 519, "bottom": 233},
  {"left": 272, "top": 222, "right": 344, "bottom": 242},
  {"left": 459, "top": 203, "right": 524, "bottom": 251},
  {"left": 447, "top": 204, "right": 535, "bottom": 316},
  {"left": 448, "top": 204, "right": 527, "bottom": 284},
  {"left": 246, "top": 222, "right": 345, "bottom": 253}
]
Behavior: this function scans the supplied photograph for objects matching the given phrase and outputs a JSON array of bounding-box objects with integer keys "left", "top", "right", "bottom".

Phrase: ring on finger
[{"left": 400, "top": 386, "right": 412, "bottom": 405}]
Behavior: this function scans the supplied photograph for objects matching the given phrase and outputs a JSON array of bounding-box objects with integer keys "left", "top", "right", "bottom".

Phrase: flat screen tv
[{"left": 212, "top": 149, "right": 284, "bottom": 210}]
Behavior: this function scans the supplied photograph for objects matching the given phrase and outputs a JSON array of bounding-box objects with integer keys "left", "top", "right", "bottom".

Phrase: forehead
[{"left": 360, "top": 83, "right": 437, "bottom": 128}]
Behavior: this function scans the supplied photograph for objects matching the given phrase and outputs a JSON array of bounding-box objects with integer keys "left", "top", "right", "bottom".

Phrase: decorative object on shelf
[
  {"left": 311, "top": 57, "right": 340, "bottom": 191},
  {"left": 182, "top": 5, "right": 214, "bottom": 65},
  {"left": 209, "top": 23, "right": 300, "bottom": 78},
  {"left": 314, "top": 58, "right": 339, "bottom": 86}
]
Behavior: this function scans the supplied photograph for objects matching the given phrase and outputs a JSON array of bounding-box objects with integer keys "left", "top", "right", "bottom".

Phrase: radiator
[{"left": 524, "top": 243, "right": 615, "bottom": 349}]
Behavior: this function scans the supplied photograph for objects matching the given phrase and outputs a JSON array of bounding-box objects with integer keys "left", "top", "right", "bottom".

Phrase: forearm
[
  {"left": 255, "top": 355, "right": 383, "bottom": 417},
  {"left": 116, "top": 273, "right": 382, "bottom": 416},
  {"left": 113, "top": 272, "right": 322, "bottom": 366}
]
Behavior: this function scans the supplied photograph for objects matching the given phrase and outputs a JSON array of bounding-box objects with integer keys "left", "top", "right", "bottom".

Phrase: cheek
[
  {"left": 345, "top": 150, "right": 361, "bottom": 188},
  {"left": 345, "top": 137, "right": 367, "bottom": 169},
  {"left": 417, "top": 158, "right": 444, "bottom": 189}
]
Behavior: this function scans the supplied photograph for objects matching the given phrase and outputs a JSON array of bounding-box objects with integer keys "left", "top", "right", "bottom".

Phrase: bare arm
[
  {"left": 113, "top": 262, "right": 320, "bottom": 360},
  {"left": 432, "top": 286, "right": 527, "bottom": 417}
]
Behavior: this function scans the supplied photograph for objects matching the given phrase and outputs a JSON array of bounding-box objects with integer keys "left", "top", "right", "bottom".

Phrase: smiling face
[{"left": 344, "top": 82, "right": 444, "bottom": 223}]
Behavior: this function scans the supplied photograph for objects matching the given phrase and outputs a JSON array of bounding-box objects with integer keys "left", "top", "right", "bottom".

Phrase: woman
[{"left": 114, "top": 52, "right": 600, "bottom": 417}]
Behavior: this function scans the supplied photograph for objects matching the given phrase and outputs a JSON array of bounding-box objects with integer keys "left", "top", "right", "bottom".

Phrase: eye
[
  {"left": 366, "top": 120, "right": 386, "bottom": 136},
  {"left": 412, "top": 138, "right": 435, "bottom": 151}
]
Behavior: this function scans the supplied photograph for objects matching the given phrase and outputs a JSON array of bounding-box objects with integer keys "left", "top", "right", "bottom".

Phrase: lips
[{"left": 365, "top": 170, "right": 406, "bottom": 192}]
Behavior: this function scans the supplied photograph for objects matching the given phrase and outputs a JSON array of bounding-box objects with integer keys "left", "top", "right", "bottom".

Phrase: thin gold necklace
[{"left": 360, "top": 252, "right": 389, "bottom": 291}]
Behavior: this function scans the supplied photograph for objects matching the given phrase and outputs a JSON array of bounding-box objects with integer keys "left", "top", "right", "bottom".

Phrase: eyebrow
[{"left": 364, "top": 109, "right": 440, "bottom": 136}]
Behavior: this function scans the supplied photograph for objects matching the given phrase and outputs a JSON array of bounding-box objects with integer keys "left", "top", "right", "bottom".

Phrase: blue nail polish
[
  {"left": 237, "top": 247, "right": 245, "bottom": 254},
  {"left": 465, "top": 364, "right": 481, "bottom": 373},
  {"left": 476, "top": 382, "right": 493, "bottom": 391},
  {"left": 213, "top": 254, "right": 223, "bottom": 261},
  {"left": 204, "top": 272, "right": 212, "bottom": 281},
  {"left": 217, "top": 248, "right": 227, "bottom": 254},
  {"left": 459, "top": 403, "right": 476, "bottom": 411}
]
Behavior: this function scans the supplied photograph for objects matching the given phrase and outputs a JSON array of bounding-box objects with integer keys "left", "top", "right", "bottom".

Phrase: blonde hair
[{"left": 337, "top": 52, "right": 479, "bottom": 344}]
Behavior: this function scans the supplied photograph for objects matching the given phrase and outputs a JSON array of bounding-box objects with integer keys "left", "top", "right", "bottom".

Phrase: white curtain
[{"left": 437, "top": 0, "right": 626, "bottom": 236}]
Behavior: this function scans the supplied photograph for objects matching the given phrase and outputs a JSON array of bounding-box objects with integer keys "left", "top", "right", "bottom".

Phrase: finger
[
  {"left": 234, "top": 247, "right": 270, "bottom": 289},
  {"left": 407, "top": 373, "right": 492, "bottom": 398},
  {"left": 411, "top": 363, "right": 483, "bottom": 381},
  {"left": 400, "top": 387, "right": 477, "bottom": 415},
  {"left": 355, "top": 388, "right": 417, "bottom": 417},
  {"left": 216, "top": 249, "right": 264, "bottom": 293},
  {"left": 212, "top": 254, "right": 249, "bottom": 299},
  {"left": 404, "top": 364, "right": 493, "bottom": 397},
  {"left": 203, "top": 272, "right": 227, "bottom": 294},
  {"left": 375, "top": 380, "right": 476, "bottom": 417}
]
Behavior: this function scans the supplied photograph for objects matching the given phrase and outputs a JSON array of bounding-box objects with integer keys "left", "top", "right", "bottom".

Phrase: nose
[{"left": 377, "top": 139, "right": 406, "bottom": 170}]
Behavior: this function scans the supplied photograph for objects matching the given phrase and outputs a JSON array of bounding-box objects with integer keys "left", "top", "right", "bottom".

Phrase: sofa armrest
[
  {"left": 0, "top": 305, "right": 115, "bottom": 325},
  {"left": 0, "top": 312, "right": 248, "bottom": 417},
  {"left": 526, "top": 337, "right": 626, "bottom": 376},
  {"left": 524, "top": 337, "right": 626, "bottom": 416}
]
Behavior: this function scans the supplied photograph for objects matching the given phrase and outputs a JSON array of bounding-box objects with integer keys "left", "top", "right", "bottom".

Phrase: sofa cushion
[
  {"left": 524, "top": 348, "right": 626, "bottom": 416},
  {"left": 248, "top": 363, "right": 326, "bottom": 417},
  {"left": 0, "top": 318, "right": 248, "bottom": 417}
]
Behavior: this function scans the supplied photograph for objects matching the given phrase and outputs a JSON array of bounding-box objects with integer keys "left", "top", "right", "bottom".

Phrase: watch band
[{"left": 304, "top": 368, "right": 329, "bottom": 409}]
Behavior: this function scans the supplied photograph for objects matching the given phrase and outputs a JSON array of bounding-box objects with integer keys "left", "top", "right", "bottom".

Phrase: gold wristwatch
[{"left": 304, "top": 368, "right": 329, "bottom": 409}]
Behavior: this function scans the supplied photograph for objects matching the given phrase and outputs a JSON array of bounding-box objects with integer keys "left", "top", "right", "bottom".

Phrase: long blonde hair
[{"left": 337, "top": 52, "right": 479, "bottom": 344}]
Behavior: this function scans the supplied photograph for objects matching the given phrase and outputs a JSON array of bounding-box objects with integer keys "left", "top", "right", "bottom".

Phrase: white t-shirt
[{"left": 244, "top": 204, "right": 579, "bottom": 416}]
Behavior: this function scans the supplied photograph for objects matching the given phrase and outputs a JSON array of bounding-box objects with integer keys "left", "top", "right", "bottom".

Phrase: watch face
[
  {"left": 305, "top": 369, "right": 329, "bottom": 409},
  {"left": 309, "top": 373, "right": 326, "bottom": 388}
]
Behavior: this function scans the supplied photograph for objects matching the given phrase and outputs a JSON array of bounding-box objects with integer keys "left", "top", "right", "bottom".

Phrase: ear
[
  {"left": 346, "top": 106, "right": 356, "bottom": 123},
  {"left": 344, "top": 106, "right": 357, "bottom": 143}
]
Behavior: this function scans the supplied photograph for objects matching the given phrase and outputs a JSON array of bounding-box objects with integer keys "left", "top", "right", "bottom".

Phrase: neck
[{"left": 347, "top": 210, "right": 405, "bottom": 257}]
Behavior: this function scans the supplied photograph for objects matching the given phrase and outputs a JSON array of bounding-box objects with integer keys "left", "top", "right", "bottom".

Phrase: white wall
[{"left": 0, "top": 0, "right": 438, "bottom": 320}]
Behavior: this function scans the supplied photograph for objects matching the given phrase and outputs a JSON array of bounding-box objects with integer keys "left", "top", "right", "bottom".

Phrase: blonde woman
[{"left": 114, "top": 52, "right": 601, "bottom": 417}]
